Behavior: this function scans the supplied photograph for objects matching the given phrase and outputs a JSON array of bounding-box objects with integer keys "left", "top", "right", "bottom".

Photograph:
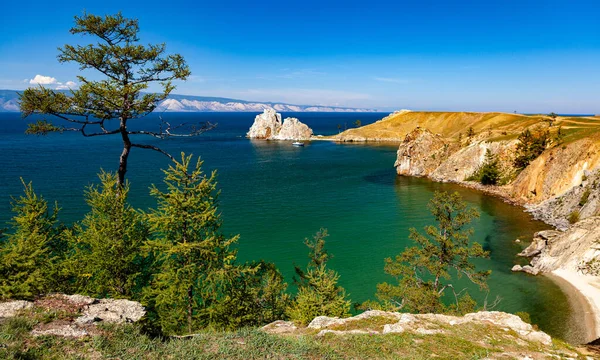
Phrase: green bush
[
  {"left": 514, "top": 129, "right": 549, "bottom": 170},
  {"left": 579, "top": 188, "right": 591, "bottom": 207},
  {"left": 467, "top": 149, "right": 501, "bottom": 186},
  {"left": 287, "top": 229, "right": 351, "bottom": 325},
  {"left": 568, "top": 210, "right": 580, "bottom": 224}
]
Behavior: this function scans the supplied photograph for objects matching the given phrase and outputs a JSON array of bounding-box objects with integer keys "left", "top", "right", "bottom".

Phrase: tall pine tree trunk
[
  {"left": 187, "top": 286, "right": 193, "bottom": 334},
  {"left": 118, "top": 118, "right": 131, "bottom": 186}
]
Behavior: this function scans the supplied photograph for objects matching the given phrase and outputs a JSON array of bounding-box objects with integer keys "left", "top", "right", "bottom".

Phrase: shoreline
[
  {"left": 546, "top": 272, "right": 599, "bottom": 344},
  {"left": 274, "top": 136, "right": 600, "bottom": 343},
  {"left": 550, "top": 269, "right": 600, "bottom": 343}
]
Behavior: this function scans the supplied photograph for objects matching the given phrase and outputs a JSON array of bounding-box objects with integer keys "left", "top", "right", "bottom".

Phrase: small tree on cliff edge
[
  {"left": 19, "top": 13, "right": 213, "bottom": 186},
  {"left": 374, "top": 191, "right": 490, "bottom": 314},
  {"left": 287, "top": 229, "right": 351, "bottom": 325},
  {"left": 144, "top": 153, "right": 249, "bottom": 335},
  {"left": 0, "top": 181, "right": 61, "bottom": 300}
]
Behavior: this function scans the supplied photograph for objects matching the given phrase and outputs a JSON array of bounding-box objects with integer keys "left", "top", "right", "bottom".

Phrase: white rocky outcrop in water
[
  {"left": 246, "top": 108, "right": 282, "bottom": 139},
  {"left": 246, "top": 109, "right": 313, "bottom": 140},
  {"left": 271, "top": 117, "right": 313, "bottom": 140}
]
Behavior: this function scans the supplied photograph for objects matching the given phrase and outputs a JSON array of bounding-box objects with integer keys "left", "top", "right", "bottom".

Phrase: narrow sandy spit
[{"left": 549, "top": 269, "right": 600, "bottom": 343}]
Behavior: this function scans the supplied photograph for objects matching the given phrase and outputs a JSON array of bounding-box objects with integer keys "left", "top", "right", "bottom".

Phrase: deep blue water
[{"left": 0, "top": 112, "right": 579, "bottom": 341}]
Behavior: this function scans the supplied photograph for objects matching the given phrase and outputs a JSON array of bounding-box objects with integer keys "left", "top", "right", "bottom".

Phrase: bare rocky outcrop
[
  {"left": 393, "top": 126, "right": 517, "bottom": 185},
  {"left": 526, "top": 169, "right": 600, "bottom": 230},
  {"left": 263, "top": 310, "right": 552, "bottom": 346},
  {"left": 394, "top": 127, "right": 449, "bottom": 176},
  {"left": 517, "top": 217, "right": 600, "bottom": 274},
  {"left": 0, "top": 294, "right": 145, "bottom": 339},
  {"left": 246, "top": 109, "right": 313, "bottom": 140},
  {"left": 76, "top": 298, "right": 145, "bottom": 325},
  {"left": 0, "top": 300, "right": 33, "bottom": 318},
  {"left": 247, "top": 108, "right": 282, "bottom": 139},
  {"left": 271, "top": 117, "right": 313, "bottom": 140}
]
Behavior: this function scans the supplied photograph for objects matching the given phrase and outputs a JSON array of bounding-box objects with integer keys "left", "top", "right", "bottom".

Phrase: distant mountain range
[{"left": 0, "top": 90, "right": 376, "bottom": 113}]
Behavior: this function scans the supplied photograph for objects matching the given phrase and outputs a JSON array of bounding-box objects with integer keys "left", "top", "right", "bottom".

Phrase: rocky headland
[
  {"left": 335, "top": 110, "right": 600, "bottom": 343},
  {"left": 246, "top": 108, "right": 313, "bottom": 140}
]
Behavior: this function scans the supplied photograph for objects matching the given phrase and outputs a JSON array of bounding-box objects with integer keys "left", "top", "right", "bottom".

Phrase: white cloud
[
  {"left": 29, "top": 75, "right": 57, "bottom": 85},
  {"left": 56, "top": 81, "right": 77, "bottom": 90},
  {"left": 373, "top": 77, "right": 409, "bottom": 84}
]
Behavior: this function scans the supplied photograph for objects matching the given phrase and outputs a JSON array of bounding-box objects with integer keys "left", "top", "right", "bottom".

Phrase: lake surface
[{"left": 0, "top": 112, "right": 577, "bottom": 341}]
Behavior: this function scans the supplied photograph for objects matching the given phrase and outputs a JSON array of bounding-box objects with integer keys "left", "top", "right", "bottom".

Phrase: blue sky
[{"left": 1, "top": 0, "right": 598, "bottom": 112}]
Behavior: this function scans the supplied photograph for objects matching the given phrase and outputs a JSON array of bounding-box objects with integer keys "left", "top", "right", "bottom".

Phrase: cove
[{"left": 0, "top": 112, "right": 576, "bottom": 341}]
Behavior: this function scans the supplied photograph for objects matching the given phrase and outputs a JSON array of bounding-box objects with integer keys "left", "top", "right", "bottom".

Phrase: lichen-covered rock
[
  {"left": 307, "top": 316, "right": 346, "bottom": 329},
  {"left": 83, "top": 299, "right": 145, "bottom": 324},
  {"left": 0, "top": 300, "right": 33, "bottom": 318},
  {"left": 31, "top": 325, "right": 88, "bottom": 338},
  {"left": 394, "top": 127, "right": 448, "bottom": 177},
  {"left": 62, "top": 294, "right": 95, "bottom": 306},
  {"left": 316, "top": 329, "right": 377, "bottom": 337},
  {"left": 265, "top": 310, "right": 553, "bottom": 346},
  {"left": 260, "top": 320, "right": 297, "bottom": 335},
  {"left": 246, "top": 108, "right": 282, "bottom": 139},
  {"left": 271, "top": 117, "right": 313, "bottom": 140},
  {"left": 463, "top": 312, "right": 552, "bottom": 345},
  {"left": 307, "top": 310, "right": 402, "bottom": 329}
]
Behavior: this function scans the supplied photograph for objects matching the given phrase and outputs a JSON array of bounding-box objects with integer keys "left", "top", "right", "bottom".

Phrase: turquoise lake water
[{"left": 0, "top": 112, "right": 577, "bottom": 341}]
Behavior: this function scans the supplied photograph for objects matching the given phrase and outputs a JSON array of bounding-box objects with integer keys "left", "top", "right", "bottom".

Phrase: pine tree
[
  {"left": 375, "top": 191, "right": 490, "bottom": 314},
  {"left": 144, "top": 153, "right": 243, "bottom": 335},
  {"left": 64, "top": 172, "right": 150, "bottom": 299},
  {"left": 216, "top": 261, "right": 290, "bottom": 328},
  {"left": 19, "top": 12, "right": 212, "bottom": 186},
  {"left": 287, "top": 229, "right": 351, "bottom": 325},
  {"left": 0, "top": 180, "right": 59, "bottom": 300}
]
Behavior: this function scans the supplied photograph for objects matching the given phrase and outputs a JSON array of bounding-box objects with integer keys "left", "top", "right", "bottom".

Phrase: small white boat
[{"left": 292, "top": 141, "right": 305, "bottom": 147}]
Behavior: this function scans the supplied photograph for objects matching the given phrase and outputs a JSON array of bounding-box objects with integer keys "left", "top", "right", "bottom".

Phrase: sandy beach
[{"left": 549, "top": 269, "right": 600, "bottom": 344}]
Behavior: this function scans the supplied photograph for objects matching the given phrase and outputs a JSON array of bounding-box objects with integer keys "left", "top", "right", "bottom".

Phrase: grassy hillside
[{"left": 334, "top": 111, "right": 600, "bottom": 143}]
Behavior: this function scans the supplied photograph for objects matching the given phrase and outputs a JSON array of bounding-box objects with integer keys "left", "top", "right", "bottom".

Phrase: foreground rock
[
  {"left": 0, "top": 294, "right": 145, "bottom": 338},
  {"left": 0, "top": 300, "right": 33, "bottom": 318},
  {"left": 246, "top": 109, "right": 313, "bottom": 140},
  {"left": 263, "top": 310, "right": 552, "bottom": 346}
]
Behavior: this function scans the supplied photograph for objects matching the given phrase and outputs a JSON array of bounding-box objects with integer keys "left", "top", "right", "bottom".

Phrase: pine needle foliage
[
  {"left": 375, "top": 191, "right": 490, "bottom": 314},
  {"left": 144, "top": 153, "right": 245, "bottom": 335},
  {"left": 467, "top": 149, "right": 501, "bottom": 185},
  {"left": 0, "top": 180, "right": 60, "bottom": 300},
  {"left": 215, "top": 261, "right": 291, "bottom": 329},
  {"left": 514, "top": 129, "right": 549, "bottom": 170},
  {"left": 287, "top": 229, "right": 351, "bottom": 325},
  {"left": 64, "top": 172, "right": 150, "bottom": 299}
]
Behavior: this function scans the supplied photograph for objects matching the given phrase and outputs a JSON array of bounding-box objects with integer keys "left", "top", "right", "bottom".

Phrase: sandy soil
[{"left": 550, "top": 269, "right": 600, "bottom": 344}]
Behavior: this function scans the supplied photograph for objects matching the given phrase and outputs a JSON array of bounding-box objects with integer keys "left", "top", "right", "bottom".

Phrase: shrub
[
  {"left": 514, "top": 129, "right": 549, "bottom": 170},
  {"left": 467, "top": 149, "right": 501, "bottom": 186},
  {"left": 579, "top": 188, "right": 591, "bottom": 207},
  {"left": 568, "top": 210, "right": 580, "bottom": 224},
  {"left": 287, "top": 229, "right": 351, "bottom": 325}
]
